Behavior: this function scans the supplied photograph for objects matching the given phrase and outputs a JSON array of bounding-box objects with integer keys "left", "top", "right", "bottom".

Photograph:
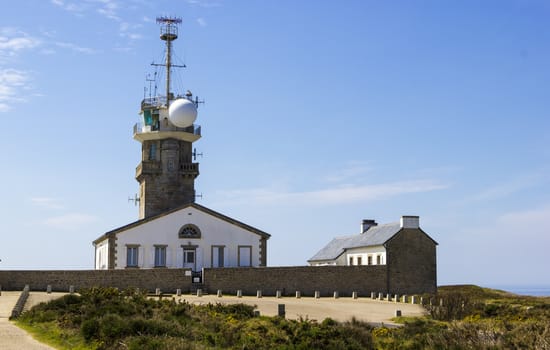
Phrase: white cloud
[
  {"left": 0, "top": 69, "right": 31, "bottom": 112},
  {"left": 214, "top": 179, "right": 448, "bottom": 207},
  {"left": 0, "top": 29, "right": 41, "bottom": 58},
  {"left": 43, "top": 213, "right": 98, "bottom": 230},
  {"left": 197, "top": 18, "right": 207, "bottom": 27},
  {"left": 322, "top": 161, "right": 372, "bottom": 183},
  {"left": 468, "top": 173, "right": 544, "bottom": 202},
  {"left": 55, "top": 41, "right": 97, "bottom": 54},
  {"left": 95, "top": 0, "right": 121, "bottom": 21},
  {"left": 186, "top": 0, "right": 222, "bottom": 8},
  {"left": 50, "top": 0, "right": 87, "bottom": 14},
  {"left": 30, "top": 197, "right": 64, "bottom": 210}
]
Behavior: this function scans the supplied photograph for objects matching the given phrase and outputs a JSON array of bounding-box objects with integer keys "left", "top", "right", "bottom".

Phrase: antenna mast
[{"left": 156, "top": 16, "right": 182, "bottom": 108}]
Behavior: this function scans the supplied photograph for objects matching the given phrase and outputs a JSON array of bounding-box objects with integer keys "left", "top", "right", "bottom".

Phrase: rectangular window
[
  {"left": 377, "top": 255, "right": 382, "bottom": 265},
  {"left": 349, "top": 256, "right": 353, "bottom": 265},
  {"left": 126, "top": 246, "right": 139, "bottom": 267},
  {"left": 357, "top": 256, "right": 362, "bottom": 265},
  {"left": 148, "top": 143, "right": 156, "bottom": 160},
  {"left": 154, "top": 246, "right": 166, "bottom": 267},
  {"left": 367, "top": 255, "right": 372, "bottom": 265},
  {"left": 211, "top": 246, "right": 225, "bottom": 268},
  {"left": 238, "top": 246, "right": 252, "bottom": 267}
]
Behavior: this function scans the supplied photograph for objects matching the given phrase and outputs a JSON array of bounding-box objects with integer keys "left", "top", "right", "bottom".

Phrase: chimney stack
[
  {"left": 400, "top": 215, "right": 419, "bottom": 229},
  {"left": 361, "top": 219, "right": 377, "bottom": 233}
]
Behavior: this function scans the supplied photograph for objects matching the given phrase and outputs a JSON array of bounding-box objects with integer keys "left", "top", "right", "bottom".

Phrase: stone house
[{"left": 308, "top": 216, "right": 438, "bottom": 294}]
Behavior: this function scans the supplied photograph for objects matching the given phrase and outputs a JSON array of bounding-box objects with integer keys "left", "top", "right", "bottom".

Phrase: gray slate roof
[{"left": 308, "top": 222, "right": 401, "bottom": 262}]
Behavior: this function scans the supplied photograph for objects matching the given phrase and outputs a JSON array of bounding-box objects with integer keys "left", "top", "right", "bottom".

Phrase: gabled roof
[
  {"left": 93, "top": 202, "right": 270, "bottom": 244},
  {"left": 308, "top": 222, "right": 401, "bottom": 262}
]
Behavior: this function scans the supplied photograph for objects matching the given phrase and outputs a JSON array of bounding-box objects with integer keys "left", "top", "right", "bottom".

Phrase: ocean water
[{"left": 489, "top": 286, "right": 550, "bottom": 297}]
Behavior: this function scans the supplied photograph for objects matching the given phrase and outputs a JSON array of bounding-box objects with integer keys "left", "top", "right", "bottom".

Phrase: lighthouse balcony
[
  {"left": 136, "top": 160, "right": 162, "bottom": 178},
  {"left": 133, "top": 122, "right": 201, "bottom": 143}
]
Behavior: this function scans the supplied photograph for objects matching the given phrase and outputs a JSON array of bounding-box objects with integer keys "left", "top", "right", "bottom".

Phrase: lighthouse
[{"left": 133, "top": 17, "right": 201, "bottom": 219}]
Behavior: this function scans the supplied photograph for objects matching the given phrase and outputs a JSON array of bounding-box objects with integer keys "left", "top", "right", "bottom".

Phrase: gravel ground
[{"left": 176, "top": 293, "right": 426, "bottom": 326}]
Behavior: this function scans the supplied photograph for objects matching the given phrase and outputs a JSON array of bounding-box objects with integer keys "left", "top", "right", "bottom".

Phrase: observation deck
[{"left": 133, "top": 122, "right": 201, "bottom": 143}]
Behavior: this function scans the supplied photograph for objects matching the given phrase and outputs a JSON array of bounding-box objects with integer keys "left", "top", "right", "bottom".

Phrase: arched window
[{"left": 178, "top": 224, "right": 201, "bottom": 239}]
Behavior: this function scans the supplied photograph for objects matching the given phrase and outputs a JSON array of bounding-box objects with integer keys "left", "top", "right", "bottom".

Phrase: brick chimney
[
  {"left": 361, "top": 219, "right": 377, "bottom": 233},
  {"left": 400, "top": 215, "right": 419, "bottom": 229}
]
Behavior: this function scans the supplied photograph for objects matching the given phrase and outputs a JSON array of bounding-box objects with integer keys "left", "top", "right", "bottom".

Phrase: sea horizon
[{"left": 487, "top": 285, "right": 550, "bottom": 297}]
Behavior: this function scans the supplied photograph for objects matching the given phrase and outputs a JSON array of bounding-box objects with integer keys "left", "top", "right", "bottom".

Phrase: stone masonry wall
[
  {"left": 386, "top": 229, "right": 437, "bottom": 294},
  {"left": 0, "top": 264, "right": 433, "bottom": 296},
  {"left": 203, "top": 266, "right": 388, "bottom": 297},
  {"left": 0, "top": 269, "right": 192, "bottom": 293}
]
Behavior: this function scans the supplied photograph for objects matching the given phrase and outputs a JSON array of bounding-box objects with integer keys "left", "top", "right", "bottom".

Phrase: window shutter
[
  {"left": 138, "top": 247, "right": 144, "bottom": 267},
  {"left": 166, "top": 248, "right": 172, "bottom": 267},
  {"left": 196, "top": 247, "right": 203, "bottom": 270},
  {"left": 176, "top": 249, "right": 183, "bottom": 268}
]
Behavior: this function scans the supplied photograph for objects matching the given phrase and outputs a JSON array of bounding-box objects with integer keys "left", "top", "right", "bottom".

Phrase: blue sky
[{"left": 1, "top": 0, "right": 549, "bottom": 288}]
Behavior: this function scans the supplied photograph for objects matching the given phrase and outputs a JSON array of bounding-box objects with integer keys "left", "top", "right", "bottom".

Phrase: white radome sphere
[{"left": 168, "top": 98, "right": 198, "bottom": 128}]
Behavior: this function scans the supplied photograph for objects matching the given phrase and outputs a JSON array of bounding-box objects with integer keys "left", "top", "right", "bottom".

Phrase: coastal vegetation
[{"left": 16, "top": 285, "right": 550, "bottom": 349}]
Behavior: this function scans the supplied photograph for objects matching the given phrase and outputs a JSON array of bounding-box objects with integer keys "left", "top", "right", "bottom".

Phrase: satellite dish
[{"left": 168, "top": 98, "right": 197, "bottom": 128}]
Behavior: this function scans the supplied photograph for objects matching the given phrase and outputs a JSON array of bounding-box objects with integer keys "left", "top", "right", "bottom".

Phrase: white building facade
[{"left": 94, "top": 203, "right": 269, "bottom": 270}]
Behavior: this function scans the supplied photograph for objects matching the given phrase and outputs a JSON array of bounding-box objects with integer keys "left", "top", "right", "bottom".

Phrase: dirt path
[{"left": 0, "top": 292, "right": 59, "bottom": 350}]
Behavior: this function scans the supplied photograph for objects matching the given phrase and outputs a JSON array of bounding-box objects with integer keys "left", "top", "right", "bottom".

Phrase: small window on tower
[{"left": 148, "top": 143, "right": 156, "bottom": 160}]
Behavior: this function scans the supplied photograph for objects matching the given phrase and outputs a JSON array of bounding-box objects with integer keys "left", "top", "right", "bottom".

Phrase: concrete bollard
[
  {"left": 196, "top": 289, "right": 203, "bottom": 297},
  {"left": 395, "top": 310, "right": 402, "bottom": 317},
  {"left": 394, "top": 294, "right": 398, "bottom": 303},
  {"left": 386, "top": 293, "right": 391, "bottom": 301},
  {"left": 371, "top": 292, "right": 376, "bottom": 299},
  {"left": 352, "top": 291, "right": 358, "bottom": 299},
  {"left": 411, "top": 296, "right": 416, "bottom": 304},
  {"left": 257, "top": 290, "right": 262, "bottom": 298},
  {"left": 217, "top": 290, "right": 223, "bottom": 297},
  {"left": 315, "top": 291, "right": 320, "bottom": 299},
  {"left": 333, "top": 291, "right": 339, "bottom": 299},
  {"left": 237, "top": 290, "right": 242, "bottom": 298},
  {"left": 378, "top": 292, "right": 383, "bottom": 300},
  {"left": 176, "top": 289, "right": 182, "bottom": 296},
  {"left": 47, "top": 285, "right": 52, "bottom": 294},
  {"left": 278, "top": 304, "right": 286, "bottom": 317},
  {"left": 69, "top": 286, "right": 75, "bottom": 294},
  {"left": 296, "top": 291, "right": 301, "bottom": 299},
  {"left": 155, "top": 288, "right": 161, "bottom": 296},
  {"left": 276, "top": 290, "right": 282, "bottom": 298},
  {"left": 0, "top": 285, "right": 2, "bottom": 296},
  {"left": 402, "top": 295, "right": 407, "bottom": 303}
]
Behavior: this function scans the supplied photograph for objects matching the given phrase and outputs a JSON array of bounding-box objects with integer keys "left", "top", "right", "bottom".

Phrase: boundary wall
[
  {"left": 0, "top": 269, "right": 192, "bottom": 293},
  {"left": 203, "top": 266, "right": 387, "bottom": 297},
  {"left": 1, "top": 265, "right": 401, "bottom": 296}
]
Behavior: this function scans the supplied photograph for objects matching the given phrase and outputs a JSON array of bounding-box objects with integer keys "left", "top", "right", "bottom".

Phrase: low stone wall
[
  {"left": 0, "top": 265, "right": 424, "bottom": 296},
  {"left": 203, "top": 265, "right": 388, "bottom": 297},
  {"left": 0, "top": 269, "right": 192, "bottom": 293}
]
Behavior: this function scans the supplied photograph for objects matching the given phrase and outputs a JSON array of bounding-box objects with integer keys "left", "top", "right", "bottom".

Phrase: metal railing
[{"left": 133, "top": 123, "right": 201, "bottom": 136}]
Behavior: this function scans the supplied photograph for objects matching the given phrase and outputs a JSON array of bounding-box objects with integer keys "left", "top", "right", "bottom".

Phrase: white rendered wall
[
  {"left": 95, "top": 241, "right": 109, "bottom": 270},
  {"left": 114, "top": 206, "right": 263, "bottom": 270},
  {"left": 346, "top": 245, "right": 386, "bottom": 266}
]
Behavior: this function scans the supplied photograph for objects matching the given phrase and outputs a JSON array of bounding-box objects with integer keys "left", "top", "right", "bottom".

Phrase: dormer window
[{"left": 178, "top": 224, "right": 201, "bottom": 239}]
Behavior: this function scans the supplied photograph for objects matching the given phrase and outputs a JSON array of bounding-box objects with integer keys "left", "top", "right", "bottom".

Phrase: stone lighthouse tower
[{"left": 133, "top": 17, "right": 201, "bottom": 219}]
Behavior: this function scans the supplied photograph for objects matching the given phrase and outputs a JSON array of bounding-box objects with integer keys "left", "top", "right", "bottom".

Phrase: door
[{"left": 183, "top": 249, "right": 196, "bottom": 270}]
